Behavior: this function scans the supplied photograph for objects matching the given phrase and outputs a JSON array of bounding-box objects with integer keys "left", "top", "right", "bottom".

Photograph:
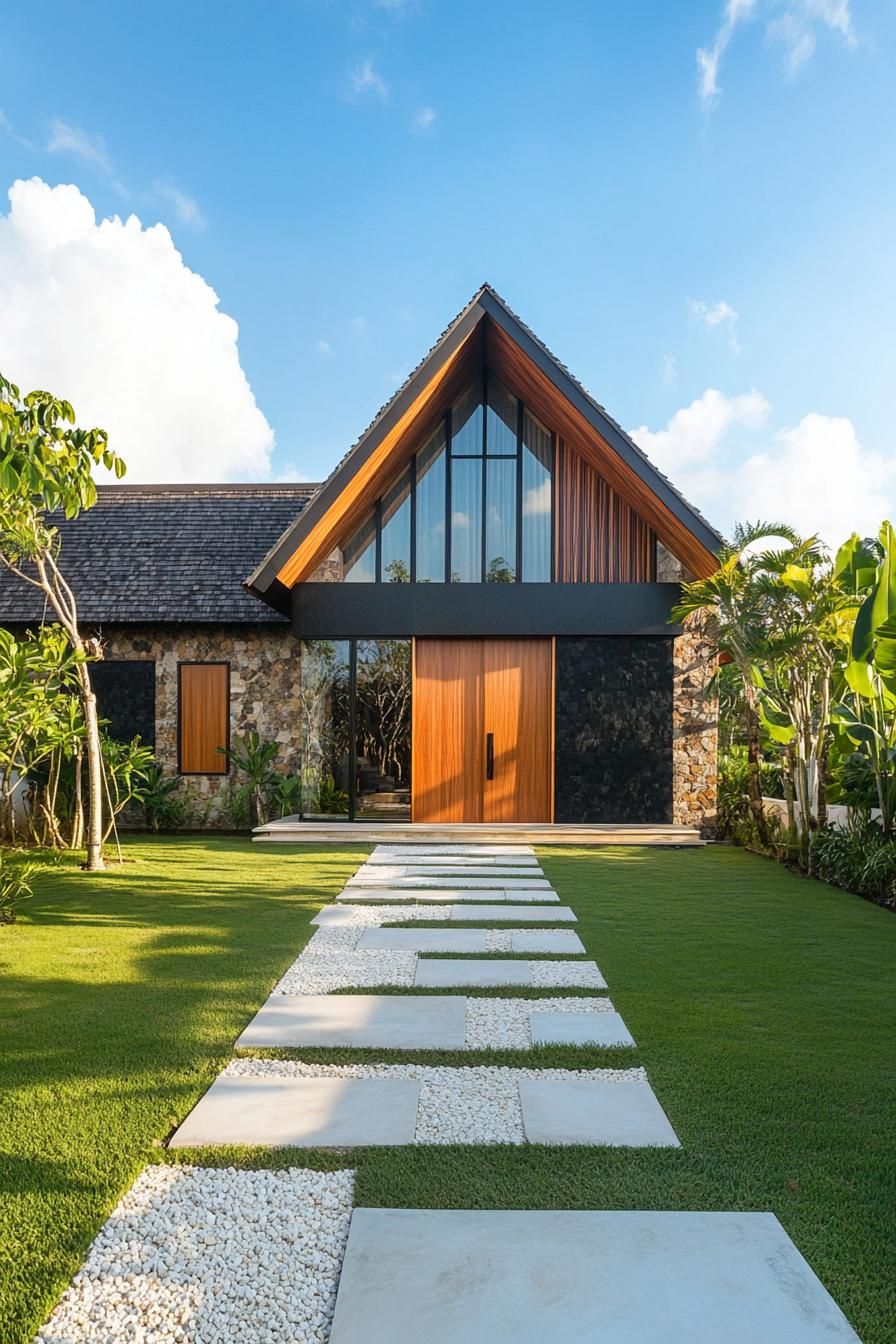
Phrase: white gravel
[
  {"left": 529, "top": 961, "right": 604, "bottom": 988},
  {"left": 484, "top": 930, "right": 513, "bottom": 951},
  {"left": 276, "top": 950, "right": 418, "bottom": 994},
  {"left": 464, "top": 996, "right": 613, "bottom": 1050},
  {"left": 228, "top": 1058, "right": 646, "bottom": 1145},
  {"left": 35, "top": 1164, "right": 355, "bottom": 1344}
]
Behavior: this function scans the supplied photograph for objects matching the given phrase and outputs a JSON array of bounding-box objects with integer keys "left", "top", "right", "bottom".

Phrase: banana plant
[{"left": 829, "top": 523, "right": 896, "bottom": 836}]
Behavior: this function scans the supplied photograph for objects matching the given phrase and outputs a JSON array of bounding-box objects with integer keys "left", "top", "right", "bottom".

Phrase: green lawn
[{"left": 2, "top": 838, "right": 894, "bottom": 1343}]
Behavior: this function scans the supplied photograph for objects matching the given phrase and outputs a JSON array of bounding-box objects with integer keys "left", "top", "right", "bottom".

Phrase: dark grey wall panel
[
  {"left": 91, "top": 660, "right": 156, "bottom": 749},
  {"left": 554, "top": 637, "right": 672, "bottom": 824}
]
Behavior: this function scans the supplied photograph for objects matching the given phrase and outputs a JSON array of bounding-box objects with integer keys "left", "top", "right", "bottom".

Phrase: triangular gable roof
[{"left": 247, "top": 285, "right": 724, "bottom": 611}]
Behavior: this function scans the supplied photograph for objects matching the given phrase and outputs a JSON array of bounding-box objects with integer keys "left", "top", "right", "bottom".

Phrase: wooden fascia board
[
  {"left": 267, "top": 310, "right": 484, "bottom": 590},
  {"left": 480, "top": 296, "right": 723, "bottom": 577},
  {"left": 485, "top": 318, "right": 720, "bottom": 579}
]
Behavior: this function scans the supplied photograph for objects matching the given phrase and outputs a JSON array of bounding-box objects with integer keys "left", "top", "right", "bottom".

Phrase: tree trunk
[
  {"left": 743, "top": 690, "right": 769, "bottom": 847},
  {"left": 72, "top": 747, "right": 84, "bottom": 850},
  {"left": 77, "top": 660, "right": 105, "bottom": 871}
]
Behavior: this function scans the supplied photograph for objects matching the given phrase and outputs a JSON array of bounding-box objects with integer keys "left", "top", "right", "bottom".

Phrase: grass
[{"left": 2, "top": 838, "right": 895, "bottom": 1341}]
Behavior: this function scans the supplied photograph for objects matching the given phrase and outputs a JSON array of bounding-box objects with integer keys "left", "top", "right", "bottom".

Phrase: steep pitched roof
[
  {"left": 0, "top": 484, "right": 317, "bottom": 626},
  {"left": 246, "top": 284, "right": 725, "bottom": 606}
]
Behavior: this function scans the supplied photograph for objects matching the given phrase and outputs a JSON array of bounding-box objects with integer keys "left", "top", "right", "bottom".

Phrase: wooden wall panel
[
  {"left": 178, "top": 663, "right": 229, "bottom": 774},
  {"left": 555, "top": 440, "right": 657, "bottom": 583},
  {"left": 483, "top": 640, "right": 552, "bottom": 823}
]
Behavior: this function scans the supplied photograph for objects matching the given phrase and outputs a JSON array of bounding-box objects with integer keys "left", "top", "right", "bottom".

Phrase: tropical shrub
[
  {"left": 811, "top": 819, "right": 896, "bottom": 909},
  {"left": 141, "top": 765, "right": 188, "bottom": 832},
  {"left": 0, "top": 850, "right": 40, "bottom": 924}
]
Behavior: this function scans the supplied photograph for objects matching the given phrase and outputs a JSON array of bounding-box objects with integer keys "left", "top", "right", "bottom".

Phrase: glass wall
[
  {"left": 299, "top": 639, "right": 412, "bottom": 821},
  {"left": 339, "top": 369, "right": 553, "bottom": 584},
  {"left": 298, "top": 641, "right": 351, "bottom": 818}
]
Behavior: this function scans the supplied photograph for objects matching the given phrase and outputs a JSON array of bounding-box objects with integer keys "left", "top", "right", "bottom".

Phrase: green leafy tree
[{"left": 0, "top": 374, "right": 125, "bottom": 870}]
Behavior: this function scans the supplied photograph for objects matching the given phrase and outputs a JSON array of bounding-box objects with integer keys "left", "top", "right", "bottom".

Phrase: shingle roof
[{"left": 0, "top": 484, "right": 318, "bottom": 626}]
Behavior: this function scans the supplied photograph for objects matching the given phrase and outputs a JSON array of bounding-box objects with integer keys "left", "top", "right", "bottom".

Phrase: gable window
[
  {"left": 178, "top": 662, "right": 230, "bottom": 774},
  {"left": 338, "top": 370, "right": 553, "bottom": 584}
]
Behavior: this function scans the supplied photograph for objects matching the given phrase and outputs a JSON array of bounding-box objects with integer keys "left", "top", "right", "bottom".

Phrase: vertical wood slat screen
[
  {"left": 178, "top": 663, "right": 230, "bottom": 774},
  {"left": 555, "top": 440, "right": 657, "bottom": 582}
]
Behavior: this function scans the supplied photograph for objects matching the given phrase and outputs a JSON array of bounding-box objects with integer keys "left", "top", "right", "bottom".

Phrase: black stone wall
[
  {"left": 91, "top": 660, "right": 156, "bottom": 749},
  {"left": 554, "top": 637, "right": 673, "bottom": 824}
]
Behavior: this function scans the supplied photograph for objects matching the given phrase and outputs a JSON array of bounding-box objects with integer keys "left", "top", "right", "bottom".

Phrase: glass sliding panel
[
  {"left": 415, "top": 425, "right": 446, "bottom": 581},
  {"left": 342, "top": 511, "right": 377, "bottom": 583},
  {"left": 380, "top": 466, "right": 411, "bottom": 583},
  {"left": 450, "top": 382, "right": 483, "bottom": 456},
  {"left": 354, "top": 639, "right": 412, "bottom": 820},
  {"left": 450, "top": 456, "right": 482, "bottom": 582},
  {"left": 298, "top": 641, "right": 351, "bottom": 818},
  {"left": 486, "top": 457, "right": 517, "bottom": 582},
  {"left": 485, "top": 374, "right": 519, "bottom": 456},
  {"left": 522, "top": 410, "right": 552, "bottom": 581}
]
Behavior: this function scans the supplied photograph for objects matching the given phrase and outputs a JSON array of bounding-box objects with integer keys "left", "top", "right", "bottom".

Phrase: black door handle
[{"left": 486, "top": 732, "right": 494, "bottom": 780}]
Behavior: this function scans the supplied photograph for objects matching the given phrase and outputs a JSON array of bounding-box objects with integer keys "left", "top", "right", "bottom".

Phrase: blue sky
[{"left": 1, "top": 0, "right": 894, "bottom": 542}]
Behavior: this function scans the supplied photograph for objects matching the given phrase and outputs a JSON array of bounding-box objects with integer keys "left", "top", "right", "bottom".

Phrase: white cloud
[
  {"left": 0, "top": 178, "right": 274, "bottom": 483},
  {"left": 689, "top": 297, "right": 740, "bottom": 351},
  {"left": 46, "top": 118, "right": 112, "bottom": 173},
  {"left": 153, "top": 181, "right": 206, "bottom": 230},
  {"left": 698, "top": 0, "right": 855, "bottom": 102},
  {"left": 350, "top": 59, "right": 389, "bottom": 100},
  {"left": 413, "top": 105, "right": 437, "bottom": 131},
  {"left": 661, "top": 353, "right": 678, "bottom": 386},
  {"left": 630, "top": 389, "right": 893, "bottom": 545},
  {"left": 317, "top": 339, "right": 335, "bottom": 357},
  {"left": 0, "top": 110, "right": 34, "bottom": 150}
]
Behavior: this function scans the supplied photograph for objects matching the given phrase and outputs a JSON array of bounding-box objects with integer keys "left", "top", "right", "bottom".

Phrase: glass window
[
  {"left": 343, "top": 511, "right": 376, "bottom": 583},
  {"left": 415, "top": 426, "right": 446, "bottom": 581},
  {"left": 450, "top": 457, "right": 482, "bottom": 582},
  {"left": 298, "top": 641, "right": 351, "bottom": 818},
  {"left": 522, "top": 410, "right": 552, "bottom": 581},
  {"left": 355, "top": 640, "right": 412, "bottom": 820},
  {"left": 486, "top": 457, "right": 516, "bottom": 582},
  {"left": 450, "top": 382, "right": 483, "bottom": 456},
  {"left": 486, "top": 375, "right": 518, "bottom": 456},
  {"left": 381, "top": 467, "right": 411, "bottom": 582}
]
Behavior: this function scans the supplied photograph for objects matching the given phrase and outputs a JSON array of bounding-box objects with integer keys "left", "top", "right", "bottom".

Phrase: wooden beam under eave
[
  {"left": 486, "top": 321, "right": 720, "bottom": 580},
  {"left": 276, "top": 329, "right": 480, "bottom": 587}
]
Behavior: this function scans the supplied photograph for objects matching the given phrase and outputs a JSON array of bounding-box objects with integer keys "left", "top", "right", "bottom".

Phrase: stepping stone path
[{"left": 44, "top": 842, "right": 861, "bottom": 1342}]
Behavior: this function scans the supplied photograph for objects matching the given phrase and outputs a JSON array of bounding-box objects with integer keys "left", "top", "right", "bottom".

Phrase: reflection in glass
[
  {"left": 486, "top": 457, "right": 516, "bottom": 582},
  {"left": 415, "top": 426, "right": 446, "bottom": 581},
  {"left": 450, "top": 382, "right": 483, "bottom": 456},
  {"left": 381, "top": 467, "right": 411, "bottom": 582},
  {"left": 522, "top": 410, "right": 552, "bottom": 581},
  {"left": 298, "top": 641, "right": 351, "bottom": 818},
  {"left": 355, "top": 640, "right": 412, "bottom": 819},
  {"left": 450, "top": 457, "right": 482, "bottom": 582},
  {"left": 486, "top": 375, "right": 518, "bottom": 456},
  {"left": 343, "top": 511, "right": 376, "bottom": 582}
]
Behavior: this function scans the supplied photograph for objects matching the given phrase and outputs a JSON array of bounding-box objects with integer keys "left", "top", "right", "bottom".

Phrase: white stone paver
[
  {"left": 337, "top": 887, "right": 558, "bottom": 902},
  {"left": 519, "top": 1076, "right": 678, "bottom": 1146},
  {"left": 355, "top": 927, "right": 585, "bottom": 953},
  {"left": 345, "top": 874, "right": 552, "bottom": 889},
  {"left": 415, "top": 959, "right": 605, "bottom": 989},
  {"left": 364, "top": 853, "right": 540, "bottom": 866},
  {"left": 170, "top": 1075, "right": 421, "bottom": 1148},
  {"left": 372, "top": 845, "right": 535, "bottom": 857},
  {"left": 530, "top": 1008, "right": 634, "bottom": 1046},
  {"left": 227, "top": 1059, "right": 650, "bottom": 1146},
  {"left": 449, "top": 903, "right": 575, "bottom": 921},
  {"left": 237, "top": 993, "right": 469, "bottom": 1050},
  {"left": 35, "top": 1165, "right": 355, "bottom": 1344},
  {"left": 353, "top": 864, "right": 545, "bottom": 879},
  {"left": 328, "top": 1209, "right": 861, "bottom": 1344},
  {"left": 313, "top": 901, "right": 575, "bottom": 924},
  {"left": 464, "top": 996, "right": 615, "bottom": 1050}
]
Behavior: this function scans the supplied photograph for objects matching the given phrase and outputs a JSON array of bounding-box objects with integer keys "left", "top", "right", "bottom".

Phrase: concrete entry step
[
  {"left": 169, "top": 1074, "right": 420, "bottom": 1148},
  {"left": 254, "top": 821, "right": 705, "bottom": 845},
  {"left": 336, "top": 888, "right": 559, "bottom": 903},
  {"left": 328, "top": 1210, "right": 860, "bottom": 1343}
]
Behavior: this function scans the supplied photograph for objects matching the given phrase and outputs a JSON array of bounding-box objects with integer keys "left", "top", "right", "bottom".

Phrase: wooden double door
[{"left": 412, "top": 639, "right": 553, "bottom": 823}]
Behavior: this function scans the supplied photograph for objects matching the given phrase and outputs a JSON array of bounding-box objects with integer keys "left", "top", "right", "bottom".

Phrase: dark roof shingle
[{"left": 0, "top": 484, "right": 318, "bottom": 626}]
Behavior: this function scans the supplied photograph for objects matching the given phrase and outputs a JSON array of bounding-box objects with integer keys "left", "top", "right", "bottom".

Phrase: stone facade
[
  {"left": 97, "top": 623, "right": 302, "bottom": 827},
  {"left": 672, "top": 615, "right": 718, "bottom": 834}
]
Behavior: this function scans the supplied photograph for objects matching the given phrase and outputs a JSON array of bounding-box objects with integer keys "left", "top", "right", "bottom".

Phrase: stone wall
[
  {"left": 672, "top": 615, "right": 718, "bottom": 834},
  {"left": 97, "top": 623, "right": 302, "bottom": 827}
]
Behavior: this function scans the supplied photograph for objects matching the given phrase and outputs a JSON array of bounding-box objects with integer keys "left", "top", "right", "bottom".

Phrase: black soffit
[{"left": 245, "top": 285, "right": 725, "bottom": 609}]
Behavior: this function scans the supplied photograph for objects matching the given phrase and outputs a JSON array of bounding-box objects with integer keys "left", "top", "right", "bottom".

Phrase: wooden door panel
[
  {"left": 483, "top": 640, "right": 552, "bottom": 823},
  {"left": 412, "top": 640, "right": 484, "bottom": 822}
]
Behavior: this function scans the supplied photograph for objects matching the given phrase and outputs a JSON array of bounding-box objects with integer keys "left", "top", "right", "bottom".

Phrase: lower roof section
[{"left": 292, "top": 582, "right": 683, "bottom": 640}]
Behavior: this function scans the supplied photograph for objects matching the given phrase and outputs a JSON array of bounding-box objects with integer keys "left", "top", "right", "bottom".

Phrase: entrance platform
[{"left": 253, "top": 819, "right": 705, "bottom": 845}]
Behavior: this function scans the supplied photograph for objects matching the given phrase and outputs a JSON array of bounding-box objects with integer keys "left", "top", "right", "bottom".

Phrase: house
[{"left": 0, "top": 286, "right": 723, "bottom": 832}]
